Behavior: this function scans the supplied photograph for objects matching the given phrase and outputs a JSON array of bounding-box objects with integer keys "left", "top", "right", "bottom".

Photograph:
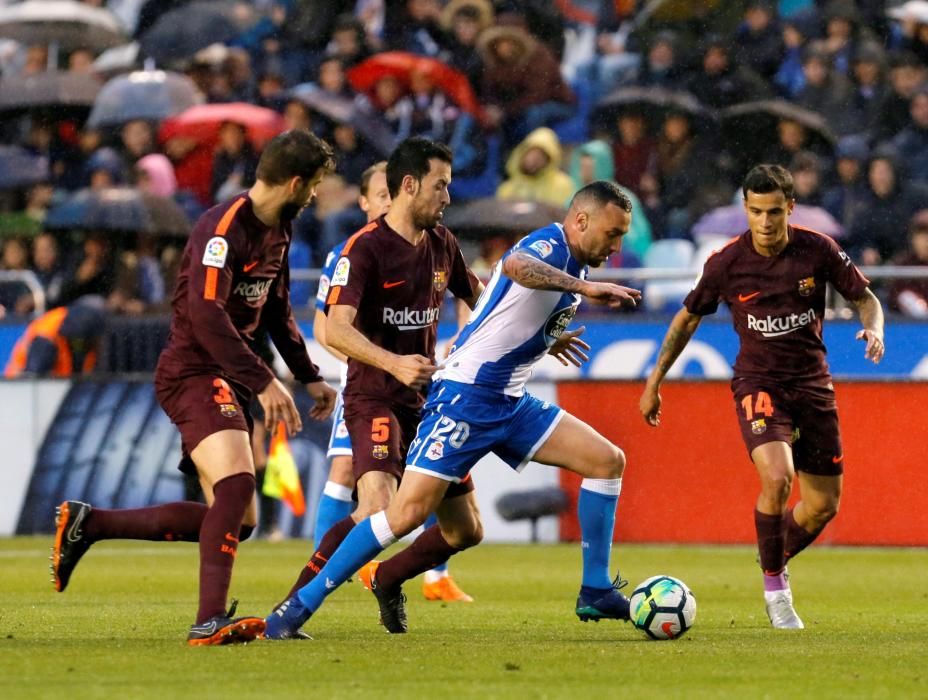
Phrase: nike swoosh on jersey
[
  {"left": 738, "top": 292, "right": 761, "bottom": 302},
  {"left": 383, "top": 280, "right": 406, "bottom": 289},
  {"left": 243, "top": 261, "right": 259, "bottom": 272}
]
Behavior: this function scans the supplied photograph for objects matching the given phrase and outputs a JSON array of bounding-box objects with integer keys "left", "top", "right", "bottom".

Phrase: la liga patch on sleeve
[
  {"left": 202, "top": 237, "right": 229, "bottom": 268},
  {"left": 529, "top": 240, "right": 553, "bottom": 258},
  {"left": 331, "top": 257, "right": 350, "bottom": 286}
]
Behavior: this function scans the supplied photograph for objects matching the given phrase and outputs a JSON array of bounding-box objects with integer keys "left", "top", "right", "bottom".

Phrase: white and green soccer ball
[{"left": 629, "top": 575, "right": 696, "bottom": 640}]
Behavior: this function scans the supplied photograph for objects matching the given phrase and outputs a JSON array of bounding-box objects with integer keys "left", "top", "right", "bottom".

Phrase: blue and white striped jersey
[{"left": 438, "top": 223, "right": 586, "bottom": 396}]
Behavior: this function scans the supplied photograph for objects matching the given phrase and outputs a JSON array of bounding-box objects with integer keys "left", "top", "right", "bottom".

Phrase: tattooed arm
[
  {"left": 502, "top": 252, "right": 641, "bottom": 307},
  {"left": 639, "top": 307, "right": 703, "bottom": 426}
]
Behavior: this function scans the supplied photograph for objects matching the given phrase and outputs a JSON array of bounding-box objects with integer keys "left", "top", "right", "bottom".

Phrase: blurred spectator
[
  {"left": 775, "top": 10, "right": 818, "bottom": 97},
  {"left": 1, "top": 237, "right": 29, "bottom": 272},
  {"left": 135, "top": 153, "right": 177, "bottom": 198},
  {"left": 763, "top": 117, "right": 812, "bottom": 167},
  {"left": 68, "top": 48, "right": 95, "bottom": 73},
  {"left": 292, "top": 173, "right": 355, "bottom": 266},
  {"left": 846, "top": 41, "right": 889, "bottom": 136},
  {"left": 440, "top": 0, "right": 492, "bottom": 88},
  {"left": 497, "top": 127, "right": 574, "bottom": 207},
  {"left": 846, "top": 147, "right": 924, "bottom": 265},
  {"left": 687, "top": 35, "right": 770, "bottom": 109},
  {"left": 384, "top": 0, "right": 450, "bottom": 57},
  {"left": 733, "top": 1, "right": 785, "bottom": 82},
  {"left": 86, "top": 148, "right": 127, "bottom": 190},
  {"left": 567, "top": 139, "right": 652, "bottom": 262},
  {"left": 284, "top": 1, "right": 357, "bottom": 54},
  {"left": 58, "top": 232, "right": 115, "bottom": 306},
  {"left": 898, "top": 8, "right": 928, "bottom": 65},
  {"left": 22, "top": 45, "right": 48, "bottom": 77},
  {"left": 611, "top": 112, "right": 656, "bottom": 197},
  {"left": 283, "top": 99, "right": 314, "bottom": 132},
  {"left": 795, "top": 41, "right": 854, "bottom": 133},
  {"left": 256, "top": 72, "right": 287, "bottom": 110},
  {"left": 20, "top": 232, "right": 66, "bottom": 313},
  {"left": 469, "top": 235, "right": 512, "bottom": 278},
  {"left": 4, "top": 297, "right": 106, "bottom": 378},
  {"left": 326, "top": 13, "right": 374, "bottom": 67},
  {"left": 210, "top": 122, "right": 259, "bottom": 203},
  {"left": 119, "top": 120, "right": 155, "bottom": 167},
  {"left": 822, "top": 135, "right": 869, "bottom": 231},
  {"left": 57, "top": 128, "right": 104, "bottom": 191},
  {"left": 318, "top": 161, "right": 387, "bottom": 269},
  {"left": 821, "top": 0, "right": 867, "bottom": 76},
  {"left": 876, "top": 52, "right": 927, "bottom": 141},
  {"left": 215, "top": 48, "right": 257, "bottom": 103},
  {"left": 331, "top": 124, "right": 370, "bottom": 185},
  {"left": 107, "top": 234, "right": 166, "bottom": 315},
  {"left": 635, "top": 31, "right": 688, "bottom": 90},
  {"left": 23, "top": 184, "right": 54, "bottom": 225},
  {"left": 477, "top": 24, "right": 574, "bottom": 145},
  {"left": 789, "top": 151, "right": 824, "bottom": 206},
  {"left": 317, "top": 56, "right": 354, "bottom": 99},
  {"left": 891, "top": 89, "right": 928, "bottom": 187},
  {"left": 889, "top": 209, "right": 928, "bottom": 318}
]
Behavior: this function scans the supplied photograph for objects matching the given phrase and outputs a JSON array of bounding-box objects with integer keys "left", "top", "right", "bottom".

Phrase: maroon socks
[
  {"left": 784, "top": 508, "right": 822, "bottom": 561},
  {"left": 284, "top": 515, "right": 356, "bottom": 599},
  {"left": 196, "top": 473, "right": 255, "bottom": 624},
  {"left": 84, "top": 502, "right": 208, "bottom": 542},
  {"left": 375, "top": 525, "right": 458, "bottom": 591},
  {"left": 754, "top": 509, "right": 786, "bottom": 576}
]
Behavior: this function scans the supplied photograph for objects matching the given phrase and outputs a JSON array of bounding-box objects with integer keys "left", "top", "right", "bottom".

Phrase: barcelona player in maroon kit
[
  {"left": 51, "top": 131, "right": 338, "bottom": 645},
  {"left": 269, "top": 137, "right": 483, "bottom": 635},
  {"left": 640, "top": 165, "right": 885, "bottom": 629}
]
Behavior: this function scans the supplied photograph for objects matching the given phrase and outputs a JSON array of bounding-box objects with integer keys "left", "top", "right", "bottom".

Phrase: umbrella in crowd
[
  {"left": 0, "top": 71, "right": 100, "bottom": 114},
  {"left": 87, "top": 70, "right": 201, "bottom": 128},
  {"left": 0, "top": 146, "right": 49, "bottom": 190},
  {"left": 691, "top": 203, "right": 844, "bottom": 241},
  {"left": 0, "top": 1, "right": 127, "bottom": 53},
  {"left": 289, "top": 83, "right": 395, "bottom": 156},
  {"left": 346, "top": 51, "right": 484, "bottom": 119},
  {"left": 442, "top": 198, "right": 566, "bottom": 238},
  {"left": 721, "top": 100, "right": 838, "bottom": 159},
  {"left": 593, "top": 86, "right": 717, "bottom": 133},
  {"left": 138, "top": 0, "right": 257, "bottom": 67},
  {"left": 44, "top": 187, "right": 191, "bottom": 236},
  {"left": 158, "top": 102, "right": 285, "bottom": 150}
]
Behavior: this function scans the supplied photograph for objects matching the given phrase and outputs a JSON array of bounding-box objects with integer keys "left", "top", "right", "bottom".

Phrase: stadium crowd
[{"left": 0, "top": 0, "right": 927, "bottom": 325}]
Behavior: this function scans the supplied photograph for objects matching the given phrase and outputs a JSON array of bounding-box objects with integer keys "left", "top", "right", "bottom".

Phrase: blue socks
[
  {"left": 577, "top": 478, "right": 622, "bottom": 590},
  {"left": 297, "top": 512, "right": 397, "bottom": 612},
  {"left": 313, "top": 481, "right": 354, "bottom": 550},
  {"left": 423, "top": 513, "right": 448, "bottom": 575}
]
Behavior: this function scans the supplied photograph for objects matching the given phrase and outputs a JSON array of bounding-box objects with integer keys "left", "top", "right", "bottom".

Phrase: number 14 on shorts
[{"left": 741, "top": 391, "right": 774, "bottom": 421}]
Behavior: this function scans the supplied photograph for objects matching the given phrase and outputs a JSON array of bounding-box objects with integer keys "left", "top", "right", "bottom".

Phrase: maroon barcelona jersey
[
  {"left": 684, "top": 226, "right": 870, "bottom": 384},
  {"left": 157, "top": 195, "right": 321, "bottom": 395},
  {"left": 326, "top": 215, "right": 479, "bottom": 408}
]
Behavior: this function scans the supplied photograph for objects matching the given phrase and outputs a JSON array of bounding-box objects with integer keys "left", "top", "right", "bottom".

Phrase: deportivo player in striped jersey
[
  {"left": 51, "top": 131, "right": 337, "bottom": 645},
  {"left": 641, "top": 164, "right": 885, "bottom": 629}
]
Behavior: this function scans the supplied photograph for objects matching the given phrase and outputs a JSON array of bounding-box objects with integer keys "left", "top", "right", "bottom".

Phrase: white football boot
[{"left": 764, "top": 588, "right": 805, "bottom": 629}]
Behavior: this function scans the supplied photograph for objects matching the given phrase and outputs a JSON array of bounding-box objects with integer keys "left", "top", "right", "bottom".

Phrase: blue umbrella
[
  {"left": 0, "top": 1, "right": 127, "bottom": 53},
  {"left": 0, "top": 146, "right": 49, "bottom": 190},
  {"left": 45, "top": 187, "right": 191, "bottom": 236},
  {"left": 138, "top": 0, "right": 256, "bottom": 67},
  {"left": 0, "top": 71, "right": 101, "bottom": 113},
  {"left": 87, "top": 70, "right": 201, "bottom": 128},
  {"left": 289, "top": 83, "right": 396, "bottom": 156}
]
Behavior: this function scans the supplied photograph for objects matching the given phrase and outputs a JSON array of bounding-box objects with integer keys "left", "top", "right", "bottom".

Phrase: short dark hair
[
  {"left": 360, "top": 161, "right": 387, "bottom": 197},
  {"left": 742, "top": 164, "right": 795, "bottom": 200},
  {"left": 569, "top": 180, "right": 633, "bottom": 213},
  {"left": 386, "top": 137, "right": 453, "bottom": 198},
  {"left": 256, "top": 130, "right": 335, "bottom": 185}
]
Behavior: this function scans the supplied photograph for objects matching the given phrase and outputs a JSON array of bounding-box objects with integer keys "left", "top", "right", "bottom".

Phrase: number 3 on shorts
[
  {"left": 741, "top": 391, "right": 774, "bottom": 421},
  {"left": 213, "top": 378, "right": 233, "bottom": 404},
  {"left": 371, "top": 417, "right": 390, "bottom": 443}
]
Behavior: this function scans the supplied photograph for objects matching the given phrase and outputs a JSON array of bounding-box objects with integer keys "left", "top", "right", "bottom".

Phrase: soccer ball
[{"left": 628, "top": 575, "right": 696, "bottom": 640}]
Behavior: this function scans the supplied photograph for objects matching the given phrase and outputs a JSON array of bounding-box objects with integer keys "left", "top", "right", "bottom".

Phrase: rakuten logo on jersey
[
  {"left": 383, "top": 306, "right": 441, "bottom": 331},
  {"left": 233, "top": 278, "right": 273, "bottom": 302},
  {"left": 747, "top": 309, "right": 816, "bottom": 337}
]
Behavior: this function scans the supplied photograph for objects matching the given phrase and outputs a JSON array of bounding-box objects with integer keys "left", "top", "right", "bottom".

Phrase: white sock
[{"left": 424, "top": 570, "right": 449, "bottom": 584}]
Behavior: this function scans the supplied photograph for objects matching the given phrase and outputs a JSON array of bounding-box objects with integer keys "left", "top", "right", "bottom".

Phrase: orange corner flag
[{"left": 262, "top": 422, "right": 306, "bottom": 516}]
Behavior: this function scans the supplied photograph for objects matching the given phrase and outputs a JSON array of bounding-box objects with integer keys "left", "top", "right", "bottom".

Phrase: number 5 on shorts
[
  {"left": 741, "top": 391, "right": 774, "bottom": 421},
  {"left": 371, "top": 417, "right": 390, "bottom": 443}
]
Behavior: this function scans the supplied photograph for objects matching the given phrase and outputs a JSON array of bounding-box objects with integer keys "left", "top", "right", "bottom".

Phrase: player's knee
[
  {"left": 810, "top": 496, "right": 840, "bottom": 524},
  {"left": 761, "top": 472, "right": 792, "bottom": 502},
  {"left": 592, "top": 444, "right": 625, "bottom": 479}
]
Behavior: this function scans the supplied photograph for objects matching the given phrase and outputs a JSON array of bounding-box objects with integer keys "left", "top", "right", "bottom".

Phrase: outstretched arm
[
  {"left": 639, "top": 308, "right": 703, "bottom": 426},
  {"left": 502, "top": 252, "right": 640, "bottom": 307},
  {"left": 852, "top": 288, "right": 885, "bottom": 364}
]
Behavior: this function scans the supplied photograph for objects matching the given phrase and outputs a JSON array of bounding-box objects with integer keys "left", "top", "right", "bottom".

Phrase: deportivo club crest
[
  {"left": 798, "top": 277, "right": 815, "bottom": 296},
  {"left": 372, "top": 444, "right": 389, "bottom": 460},
  {"left": 751, "top": 419, "right": 767, "bottom": 435},
  {"left": 433, "top": 270, "right": 447, "bottom": 291}
]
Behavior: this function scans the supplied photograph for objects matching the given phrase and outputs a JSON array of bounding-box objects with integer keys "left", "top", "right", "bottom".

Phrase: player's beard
[
  {"left": 279, "top": 199, "right": 305, "bottom": 225},
  {"left": 411, "top": 198, "right": 442, "bottom": 230}
]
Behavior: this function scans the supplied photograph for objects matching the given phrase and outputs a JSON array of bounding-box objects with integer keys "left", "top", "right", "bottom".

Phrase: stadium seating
[{"left": 641, "top": 239, "right": 697, "bottom": 313}]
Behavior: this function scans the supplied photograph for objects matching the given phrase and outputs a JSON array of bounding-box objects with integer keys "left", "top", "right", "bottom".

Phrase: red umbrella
[
  {"left": 158, "top": 103, "right": 286, "bottom": 150},
  {"left": 346, "top": 51, "right": 485, "bottom": 121}
]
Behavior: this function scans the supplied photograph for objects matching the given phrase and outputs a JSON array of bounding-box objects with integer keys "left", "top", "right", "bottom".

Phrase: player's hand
[
  {"left": 549, "top": 326, "right": 591, "bottom": 367},
  {"left": 856, "top": 328, "right": 885, "bottom": 364},
  {"left": 391, "top": 354, "right": 438, "bottom": 391},
  {"left": 581, "top": 281, "right": 641, "bottom": 309},
  {"left": 639, "top": 385, "right": 662, "bottom": 427},
  {"left": 258, "top": 377, "right": 302, "bottom": 436},
  {"left": 306, "top": 380, "right": 337, "bottom": 421}
]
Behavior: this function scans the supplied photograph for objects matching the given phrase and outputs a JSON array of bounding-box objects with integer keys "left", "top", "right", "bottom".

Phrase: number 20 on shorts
[{"left": 741, "top": 391, "right": 774, "bottom": 421}]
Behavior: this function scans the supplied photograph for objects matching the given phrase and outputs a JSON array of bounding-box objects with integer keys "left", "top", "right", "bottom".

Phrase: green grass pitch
[{"left": 1, "top": 537, "right": 926, "bottom": 699}]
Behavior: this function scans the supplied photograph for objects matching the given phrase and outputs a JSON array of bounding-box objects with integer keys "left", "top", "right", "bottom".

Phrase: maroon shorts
[
  {"left": 155, "top": 373, "right": 253, "bottom": 476},
  {"left": 731, "top": 378, "right": 844, "bottom": 476},
  {"left": 344, "top": 396, "right": 474, "bottom": 498}
]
